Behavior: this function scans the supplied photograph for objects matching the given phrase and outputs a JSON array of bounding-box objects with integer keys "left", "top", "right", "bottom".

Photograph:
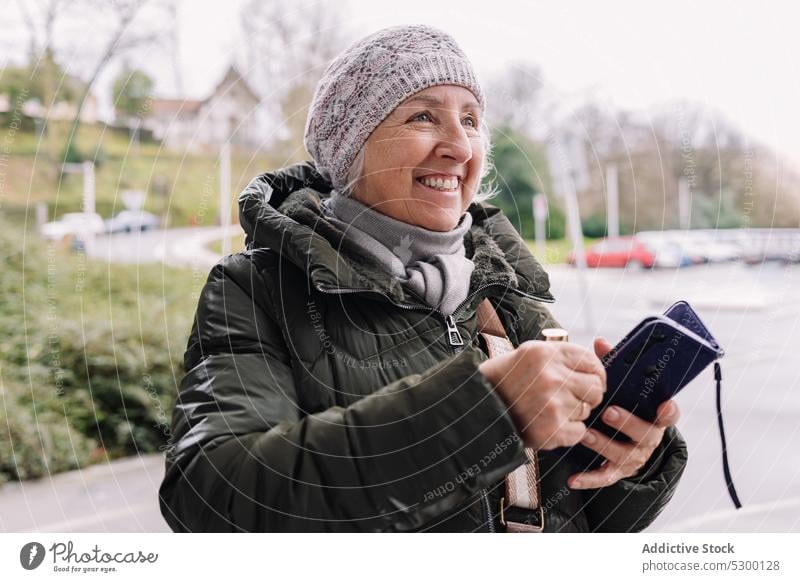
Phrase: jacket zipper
[
  {"left": 315, "top": 281, "right": 551, "bottom": 533},
  {"left": 481, "top": 488, "right": 496, "bottom": 533},
  {"left": 444, "top": 314, "right": 464, "bottom": 351}
]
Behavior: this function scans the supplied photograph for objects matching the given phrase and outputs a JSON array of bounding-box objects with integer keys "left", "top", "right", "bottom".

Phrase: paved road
[
  {"left": 1, "top": 262, "right": 797, "bottom": 532},
  {"left": 85, "top": 225, "right": 241, "bottom": 269},
  {"left": 0, "top": 455, "right": 168, "bottom": 533}
]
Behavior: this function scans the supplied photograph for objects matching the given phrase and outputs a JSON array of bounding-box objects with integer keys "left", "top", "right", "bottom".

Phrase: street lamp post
[
  {"left": 547, "top": 131, "right": 595, "bottom": 332},
  {"left": 219, "top": 141, "right": 232, "bottom": 256}
]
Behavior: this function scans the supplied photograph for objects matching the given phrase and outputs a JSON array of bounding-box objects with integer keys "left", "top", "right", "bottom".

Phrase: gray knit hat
[{"left": 304, "top": 24, "right": 485, "bottom": 192}]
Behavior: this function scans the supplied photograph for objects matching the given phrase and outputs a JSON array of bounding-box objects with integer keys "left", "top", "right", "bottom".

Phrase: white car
[
  {"left": 634, "top": 231, "right": 695, "bottom": 267},
  {"left": 40, "top": 212, "right": 106, "bottom": 241},
  {"left": 105, "top": 210, "right": 160, "bottom": 234},
  {"left": 689, "top": 233, "right": 741, "bottom": 262},
  {"left": 643, "top": 240, "right": 692, "bottom": 268}
]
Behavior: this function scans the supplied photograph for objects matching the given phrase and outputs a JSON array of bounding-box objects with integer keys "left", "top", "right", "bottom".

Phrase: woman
[{"left": 159, "top": 24, "right": 687, "bottom": 533}]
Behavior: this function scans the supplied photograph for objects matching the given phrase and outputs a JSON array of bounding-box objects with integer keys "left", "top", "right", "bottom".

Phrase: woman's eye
[{"left": 408, "top": 111, "right": 478, "bottom": 128}]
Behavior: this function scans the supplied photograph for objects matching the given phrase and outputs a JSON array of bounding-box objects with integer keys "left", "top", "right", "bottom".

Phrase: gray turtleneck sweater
[{"left": 320, "top": 193, "right": 475, "bottom": 315}]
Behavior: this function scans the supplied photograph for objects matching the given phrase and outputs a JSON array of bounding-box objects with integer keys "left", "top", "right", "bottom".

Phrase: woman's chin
[
  {"left": 410, "top": 183, "right": 465, "bottom": 231},
  {"left": 411, "top": 208, "right": 462, "bottom": 231}
]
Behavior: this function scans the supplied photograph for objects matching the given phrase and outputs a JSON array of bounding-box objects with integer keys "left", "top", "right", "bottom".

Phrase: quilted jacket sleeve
[
  {"left": 158, "top": 254, "right": 527, "bottom": 532},
  {"left": 582, "top": 425, "right": 688, "bottom": 532}
]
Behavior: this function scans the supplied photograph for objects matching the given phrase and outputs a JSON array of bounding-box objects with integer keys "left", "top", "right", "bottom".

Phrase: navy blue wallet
[
  {"left": 593, "top": 299, "right": 723, "bottom": 433},
  {"left": 562, "top": 300, "right": 741, "bottom": 507}
]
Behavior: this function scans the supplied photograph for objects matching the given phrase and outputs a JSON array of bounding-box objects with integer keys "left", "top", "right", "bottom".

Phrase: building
[
  {"left": 143, "top": 66, "right": 262, "bottom": 152},
  {"left": 0, "top": 93, "right": 98, "bottom": 124}
]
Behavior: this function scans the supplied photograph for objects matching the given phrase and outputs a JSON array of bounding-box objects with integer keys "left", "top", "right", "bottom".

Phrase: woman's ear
[{"left": 344, "top": 147, "right": 367, "bottom": 199}]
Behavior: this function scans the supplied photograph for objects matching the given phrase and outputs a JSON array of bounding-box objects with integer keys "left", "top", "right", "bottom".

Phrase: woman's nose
[{"left": 434, "top": 119, "right": 473, "bottom": 163}]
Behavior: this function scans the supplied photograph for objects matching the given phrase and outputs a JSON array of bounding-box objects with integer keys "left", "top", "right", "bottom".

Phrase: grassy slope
[{"left": 4, "top": 122, "right": 285, "bottom": 227}]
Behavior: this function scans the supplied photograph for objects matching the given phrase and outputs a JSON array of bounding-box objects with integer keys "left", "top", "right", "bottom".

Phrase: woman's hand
[
  {"left": 567, "top": 337, "right": 682, "bottom": 490},
  {"left": 478, "top": 340, "right": 606, "bottom": 450}
]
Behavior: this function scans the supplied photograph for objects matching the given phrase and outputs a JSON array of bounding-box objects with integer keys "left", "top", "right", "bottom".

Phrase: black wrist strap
[{"left": 715, "top": 362, "right": 742, "bottom": 509}]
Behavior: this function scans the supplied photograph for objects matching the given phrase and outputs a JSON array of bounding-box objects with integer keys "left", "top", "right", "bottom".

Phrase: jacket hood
[{"left": 238, "top": 162, "right": 554, "bottom": 310}]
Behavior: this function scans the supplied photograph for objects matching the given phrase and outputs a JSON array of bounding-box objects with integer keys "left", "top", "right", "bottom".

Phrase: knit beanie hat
[{"left": 304, "top": 24, "right": 485, "bottom": 192}]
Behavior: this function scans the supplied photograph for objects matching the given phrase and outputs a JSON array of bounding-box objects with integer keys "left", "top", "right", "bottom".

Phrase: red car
[{"left": 567, "top": 237, "right": 656, "bottom": 268}]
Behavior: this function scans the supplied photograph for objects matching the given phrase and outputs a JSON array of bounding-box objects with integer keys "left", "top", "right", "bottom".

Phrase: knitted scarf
[{"left": 320, "top": 193, "right": 475, "bottom": 316}]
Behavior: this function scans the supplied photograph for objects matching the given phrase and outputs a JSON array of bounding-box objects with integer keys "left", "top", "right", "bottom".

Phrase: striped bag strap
[{"left": 475, "top": 299, "right": 544, "bottom": 533}]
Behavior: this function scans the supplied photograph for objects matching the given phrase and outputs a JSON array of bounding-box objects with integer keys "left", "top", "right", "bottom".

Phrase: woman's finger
[
  {"left": 563, "top": 370, "right": 606, "bottom": 408},
  {"left": 566, "top": 398, "right": 592, "bottom": 422},
  {"left": 593, "top": 336, "right": 613, "bottom": 359},
  {"left": 558, "top": 343, "right": 607, "bottom": 382},
  {"left": 600, "top": 406, "right": 665, "bottom": 449},
  {"left": 568, "top": 461, "right": 625, "bottom": 490},
  {"left": 655, "top": 399, "right": 681, "bottom": 428},
  {"left": 539, "top": 420, "right": 588, "bottom": 450},
  {"left": 578, "top": 428, "right": 642, "bottom": 468}
]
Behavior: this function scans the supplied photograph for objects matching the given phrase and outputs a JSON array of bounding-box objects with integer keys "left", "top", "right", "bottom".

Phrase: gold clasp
[{"left": 499, "top": 496, "right": 545, "bottom": 532}]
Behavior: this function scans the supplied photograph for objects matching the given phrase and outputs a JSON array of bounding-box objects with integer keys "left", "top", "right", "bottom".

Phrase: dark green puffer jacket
[{"left": 158, "top": 162, "right": 688, "bottom": 533}]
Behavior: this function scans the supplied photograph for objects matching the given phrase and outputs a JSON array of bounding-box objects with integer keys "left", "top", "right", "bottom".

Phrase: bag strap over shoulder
[{"left": 475, "top": 298, "right": 544, "bottom": 533}]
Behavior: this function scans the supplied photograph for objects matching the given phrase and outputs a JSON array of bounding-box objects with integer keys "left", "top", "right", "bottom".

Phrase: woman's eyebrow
[{"left": 403, "top": 94, "right": 481, "bottom": 111}]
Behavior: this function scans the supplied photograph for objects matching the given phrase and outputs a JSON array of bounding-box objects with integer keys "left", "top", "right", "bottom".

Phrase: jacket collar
[{"left": 238, "top": 162, "right": 554, "bottom": 313}]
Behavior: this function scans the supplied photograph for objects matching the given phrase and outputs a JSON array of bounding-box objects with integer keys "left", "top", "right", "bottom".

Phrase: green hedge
[
  {"left": 0, "top": 379, "right": 95, "bottom": 485},
  {"left": 0, "top": 216, "right": 195, "bottom": 483}
]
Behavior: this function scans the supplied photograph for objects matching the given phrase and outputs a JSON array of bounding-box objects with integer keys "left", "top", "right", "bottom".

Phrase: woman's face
[{"left": 351, "top": 85, "right": 485, "bottom": 232}]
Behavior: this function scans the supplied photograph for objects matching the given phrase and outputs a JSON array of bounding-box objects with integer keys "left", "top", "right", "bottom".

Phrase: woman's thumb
[{"left": 593, "top": 336, "right": 612, "bottom": 357}]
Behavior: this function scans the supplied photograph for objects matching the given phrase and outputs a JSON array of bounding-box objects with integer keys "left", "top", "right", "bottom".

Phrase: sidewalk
[
  {"left": 0, "top": 455, "right": 169, "bottom": 533},
  {"left": 3, "top": 451, "right": 797, "bottom": 532}
]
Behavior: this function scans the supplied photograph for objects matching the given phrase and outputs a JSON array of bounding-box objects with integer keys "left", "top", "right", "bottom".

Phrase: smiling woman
[
  {"left": 345, "top": 97, "right": 497, "bottom": 202},
  {"left": 345, "top": 85, "right": 488, "bottom": 232},
  {"left": 159, "top": 24, "right": 688, "bottom": 533}
]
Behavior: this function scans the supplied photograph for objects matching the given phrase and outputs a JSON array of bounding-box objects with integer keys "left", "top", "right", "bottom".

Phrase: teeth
[{"left": 419, "top": 176, "right": 459, "bottom": 191}]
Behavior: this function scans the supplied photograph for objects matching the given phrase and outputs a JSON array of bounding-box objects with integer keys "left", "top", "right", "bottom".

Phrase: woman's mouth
[{"left": 415, "top": 175, "right": 461, "bottom": 192}]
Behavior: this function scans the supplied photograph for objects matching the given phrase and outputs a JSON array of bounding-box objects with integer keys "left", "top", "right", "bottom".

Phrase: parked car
[
  {"left": 105, "top": 210, "right": 160, "bottom": 234},
  {"left": 40, "top": 212, "right": 106, "bottom": 242},
  {"left": 742, "top": 243, "right": 800, "bottom": 265},
  {"left": 567, "top": 236, "right": 656, "bottom": 269},
  {"left": 669, "top": 238, "right": 708, "bottom": 264},
  {"left": 667, "top": 233, "right": 738, "bottom": 263},
  {"left": 637, "top": 230, "right": 737, "bottom": 265},
  {"left": 644, "top": 240, "right": 694, "bottom": 268}
]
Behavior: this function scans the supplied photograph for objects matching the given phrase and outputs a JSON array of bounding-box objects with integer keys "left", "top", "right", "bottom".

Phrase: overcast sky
[{"left": 4, "top": 0, "right": 799, "bottom": 166}]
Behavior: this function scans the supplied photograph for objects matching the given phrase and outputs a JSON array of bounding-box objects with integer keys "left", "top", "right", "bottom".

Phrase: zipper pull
[{"left": 445, "top": 315, "right": 464, "bottom": 347}]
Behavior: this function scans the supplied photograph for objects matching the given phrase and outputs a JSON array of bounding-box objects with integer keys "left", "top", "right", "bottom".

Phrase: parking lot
[
  {"left": 550, "top": 261, "right": 800, "bottom": 532},
  {"left": 571, "top": 228, "right": 800, "bottom": 269}
]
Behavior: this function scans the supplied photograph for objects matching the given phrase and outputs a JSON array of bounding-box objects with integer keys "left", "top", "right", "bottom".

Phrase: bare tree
[
  {"left": 240, "top": 0, "right": 350, "bottom": 161},
  {"left": 62, "top": 0, "right": 176, "bottom": 161},
  {"left": 17, "top": 0, "right": 65, "bottom": 62},
  {"left": 14, "top": 0, "right": 176, "bottom": 177},
  {"left": 563, "top": 99, "right": 799, "bottom": 232},
  {"left": 164, "top": 0, "right": 183, "bottom": 96},
  {"left": 17, "top": 0, "right": 68, "bottom": 173},
  {"left": 486, "top": 62, "right": 544, "bottom": 136}
]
